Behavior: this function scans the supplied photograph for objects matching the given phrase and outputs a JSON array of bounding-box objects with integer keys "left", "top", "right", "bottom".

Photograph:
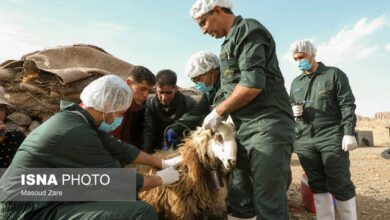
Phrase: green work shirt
[
  {"left": 11, "top": 101, "right": 143, "bottom": 190},
  {"left": 172, "top": 77, "right": 225, "bottom": 135},
  {"left": 290, "top": 62, "right": 356, "bottom": 143},
  {"left": 0, "top": 101, "right": 144, "bottom": 219},
  {"left": 219, "top": 16, "right": 295, "bottom": 144}
]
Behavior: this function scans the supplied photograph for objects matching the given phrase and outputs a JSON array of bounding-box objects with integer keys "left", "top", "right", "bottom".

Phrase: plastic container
[
  {"left": 301, "top": 173, "right": 337, "bottom": 213},
  {"left": 301, "top": 173, "right": 316, "bottom": 213}
]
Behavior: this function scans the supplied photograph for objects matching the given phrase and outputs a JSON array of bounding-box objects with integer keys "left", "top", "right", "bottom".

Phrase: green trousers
[
  {"left": 294, "top": 141, "right": 356, "bottom": 201},
  {"left": 227, "top": 141, "right": 292, "bottom": 219}
]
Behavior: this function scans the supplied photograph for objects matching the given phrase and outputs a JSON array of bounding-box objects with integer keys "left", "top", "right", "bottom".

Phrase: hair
[
  {"left": 155, "top": 69, "right": 177, "bottom": 87},
  {"left": 126, "top": 65, "right": 156, "bottom": 86},
  {"left": 221, "top": 7, "right": 233, "bottom": 14},
  {"left": 208, "top": 7, "right": 233, "bottom": 15}
]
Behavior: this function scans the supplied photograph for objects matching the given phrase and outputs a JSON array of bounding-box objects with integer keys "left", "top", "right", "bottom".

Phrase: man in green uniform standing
[
  {"left": 289, "top": 40, "right": 357, "bottom": 220},
  {"left": 190, "top": 1, "right": 295, "bottom": 219},
  {"left": 0, "top": 75, "right": 181, "bottom": 220}
]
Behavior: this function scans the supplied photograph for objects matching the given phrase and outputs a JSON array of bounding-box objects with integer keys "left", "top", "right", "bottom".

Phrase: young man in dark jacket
[{"left": 142, "top": 70, "right": 196, "bottom": 153}]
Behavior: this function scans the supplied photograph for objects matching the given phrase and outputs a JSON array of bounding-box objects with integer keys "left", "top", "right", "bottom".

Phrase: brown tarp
[
  {"left": 0, "top": 44, "right": 134, "bottom": 118},
  {"left": 21, "top": 44, "right": 133, "bottom": 84}
]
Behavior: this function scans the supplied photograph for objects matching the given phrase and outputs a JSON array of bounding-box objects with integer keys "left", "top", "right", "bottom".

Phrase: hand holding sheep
[
  {"left": 161, "top": 155, "right": 182, "bottom": 169},
  {"left": 156, "top": 167, "right": 180, "bottom": 185},
  {"left": 202, "top": 109, "right": 223, "bottom": 131}
]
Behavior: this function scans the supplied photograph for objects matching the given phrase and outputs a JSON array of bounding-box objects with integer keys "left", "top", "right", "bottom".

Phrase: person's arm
[
  {"left": 132, "top": 151, "right": 162, "bottom": 169},
  {"left": 215, "top": 85, "right": 262, "bottom": 116},
  {"left": 100, "top": 129, "right": 181, "bottom": 170},
  {"left": 97, "top": 130, "right": 141, "bottom": 164},
  {"left": 336, "top": 70, "right": 357, "bottom": 135},
  {"left": 0, "top": 121, "right": 7, "bottom": 143},
  {"left": 140, "top": 166, "right": 180, "bottom": 191},
  {"left": 171, "top": 93, "right": 212, "bottom": 135},
  {"left": 216, "top": 26, "right": 268, "bottom": 116},
  {"left": 140, "top": 175, "right": 162, "bottom": 191},
  {"left": 142, "top": 98, "right": 156, "bottom": 154}
]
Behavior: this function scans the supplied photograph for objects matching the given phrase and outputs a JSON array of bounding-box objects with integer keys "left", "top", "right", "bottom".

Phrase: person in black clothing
[
  {"left": 142, "top": 70, "right": 196, "bottom": 153},
  {"left": 0, "top": 86, "right": 26, "bottom": 168}
]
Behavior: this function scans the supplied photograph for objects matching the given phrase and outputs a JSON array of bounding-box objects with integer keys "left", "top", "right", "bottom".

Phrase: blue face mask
[
  {"left": 298, "top": 59, "right": 313, "bottom": 71},
  {"left": 194, "top": 73, "right": 213, "bottom": 93},
  {"left": 99, "top": 115, "right": 123, "bottom": 132},
  {"left": 195, "top": 82, "right": 213, "bottom": 93}
]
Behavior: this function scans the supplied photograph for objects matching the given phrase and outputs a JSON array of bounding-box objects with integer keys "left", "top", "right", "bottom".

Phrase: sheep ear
[{"left": 226, "top": 115, "right": 235, "bottom": 127}]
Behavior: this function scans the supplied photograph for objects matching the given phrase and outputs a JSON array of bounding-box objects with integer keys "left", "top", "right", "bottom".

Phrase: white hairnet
[
  {"left": 80, "top": 75, "right": 133, "bottom": 113},
  {"left": 190, "top": 0, "right": 233, "bottom": 19},
  {"left": 185, "top": 51, "right": 220, "bottom": 78},
  {"left": 290, "top": 40, "right": 317, "bottom": 57}
]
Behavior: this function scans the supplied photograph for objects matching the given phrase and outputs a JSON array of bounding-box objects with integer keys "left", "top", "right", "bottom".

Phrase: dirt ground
[{"left": 287, "top": 146, "right": 390, "bottom": 220}]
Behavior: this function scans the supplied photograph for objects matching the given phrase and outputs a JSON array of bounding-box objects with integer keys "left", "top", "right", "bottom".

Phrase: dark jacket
[
  {"left": 142, "top": 91, "right": 196, "bottom": 153},
  {"left": 0, "top": 130, "right": 25, "bottom": 168}
]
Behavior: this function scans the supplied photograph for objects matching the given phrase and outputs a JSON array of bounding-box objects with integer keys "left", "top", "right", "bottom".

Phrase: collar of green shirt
[
  {"left": 298, "top": 62, "right": 327, "bottom": 80},
  {"left": 224, "top": 15, "right": 243, "bottom": 43},
  {"left": 60, "top": 100, "right": 99, "bottom": 129}
]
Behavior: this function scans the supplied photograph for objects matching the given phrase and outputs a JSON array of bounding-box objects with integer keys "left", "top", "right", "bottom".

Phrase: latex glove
[
  {"left": 166, "top": 129, "right": 178, "bottom": 146},
  {"left": 156, "top": 167, "right": 180, "bottom": 185},
  {"left": 161, "top": 155, "right": 182, "bottom": 169},
  {"left": 342, "top": 135, "right": 357, "bottom": 151},
  {"left": 202, "top": 109, "right": 223, "bottom": 131},
  {"left": 292, "top": 104, "right": 303, "bottom": 117}
]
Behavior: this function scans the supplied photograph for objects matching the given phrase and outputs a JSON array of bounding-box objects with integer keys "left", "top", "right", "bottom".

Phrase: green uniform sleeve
[
  {"left": 184, "top": 94, "right": 197, "bottom": 109},
  {"left": 171, "top": 93, "right": 211, "bottom": 136},
  {"left": 236, "top": 23, "right": 268, "bottom": 89},
  {"left": 335, "top": 70, "right": 356, "bottom": 135},
  {"left": 97, "top": 130, "right": 141, "bottom": 164},
  {"left": 136, "top": 173, "right": 144, "bottom": 193},
  {"left": 290, "top": 81, "right": 297, "bottom": 104}
]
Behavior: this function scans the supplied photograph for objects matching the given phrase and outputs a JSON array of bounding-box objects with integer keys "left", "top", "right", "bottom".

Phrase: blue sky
[{"left": 1, "top": 0, "right": 389, "bottom": 117}]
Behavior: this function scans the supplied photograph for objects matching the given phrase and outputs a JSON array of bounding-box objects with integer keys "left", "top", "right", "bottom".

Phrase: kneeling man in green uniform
[{"left": 0, "top": 75, "right": 181, "bottom": 220}]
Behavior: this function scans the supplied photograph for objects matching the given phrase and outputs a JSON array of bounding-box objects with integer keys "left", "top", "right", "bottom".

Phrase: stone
[
  {"left": 29, "top": 120, "right": 40, "bottom": 131},
  {"left": 7, "top": 112, "right": 32, "bottom": 126}
]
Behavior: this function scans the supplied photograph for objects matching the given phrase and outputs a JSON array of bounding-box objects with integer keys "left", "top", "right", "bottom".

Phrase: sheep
[{"left": 137, "top": 121, "right": 237, "bottom": 220}]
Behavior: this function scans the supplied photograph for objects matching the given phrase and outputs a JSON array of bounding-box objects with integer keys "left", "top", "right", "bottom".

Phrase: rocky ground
[{"left": 288, "top": 146, "right": 390, "bottom": 220}]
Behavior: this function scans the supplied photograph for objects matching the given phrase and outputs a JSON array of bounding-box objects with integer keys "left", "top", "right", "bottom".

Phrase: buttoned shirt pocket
[
  {"left": 318, "top": 89, "right": 332, "bottom": 100},
  {"left": 220, "top": 53, "right": 240, "bottom": 79},
  {"left": 317, "top": 81, "right": 334, "bottom": 101},
  {"left": 220, "top": 52, "right": 241, "bottom": 95}
]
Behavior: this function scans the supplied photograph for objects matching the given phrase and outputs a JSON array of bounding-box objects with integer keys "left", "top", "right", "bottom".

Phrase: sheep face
[
  {"left": 191, "top": 121, "right": 237, "bottom": 171},
  {"left": 209, "top": 121, "right": 237, "bottom": 170}
]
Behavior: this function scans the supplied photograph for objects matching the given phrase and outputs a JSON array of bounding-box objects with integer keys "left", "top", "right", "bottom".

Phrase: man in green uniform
[
  {"left": 190, "top": 1, "right": 295, "bottom": 219},
  {"left": 0, "top": 75, "right": 181, "bottom": 220},
  {"left": 289, "top": 40, "right": 357, "bottom": 220},
  {"left": 165, "top": 51, "right": 225, "bottom": 145}
]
